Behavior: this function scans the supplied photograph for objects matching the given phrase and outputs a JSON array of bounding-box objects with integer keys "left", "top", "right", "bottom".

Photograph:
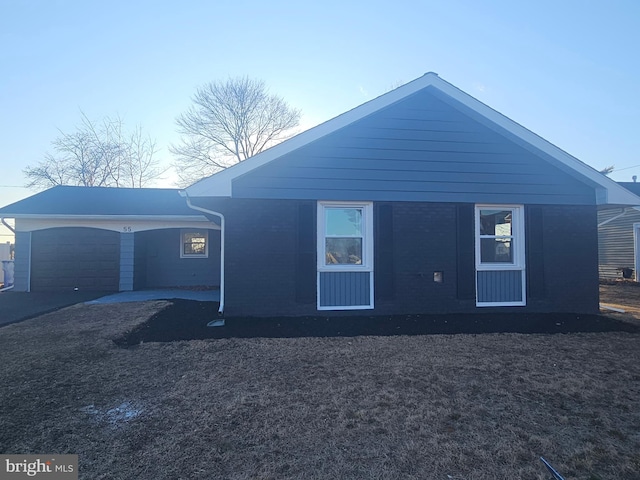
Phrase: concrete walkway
[{"left": 85, "top": 289, "right": 220, "bottom": 304}]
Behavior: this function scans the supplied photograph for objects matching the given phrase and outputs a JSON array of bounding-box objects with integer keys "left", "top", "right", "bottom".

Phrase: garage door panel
[
  {"left": 31, "top": 228, "right": 120, "bottom": 292},
  {"left": 76, "top": 245, "right": 97, "bottom": 255},
  {"left": 99, "top": 244, "right": 118, "bottom": 254}
]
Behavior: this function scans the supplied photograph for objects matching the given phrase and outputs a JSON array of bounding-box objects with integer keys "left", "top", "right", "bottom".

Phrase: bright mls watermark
[{"left": 1, "top": 455, "right": 77, "bottom": 479}]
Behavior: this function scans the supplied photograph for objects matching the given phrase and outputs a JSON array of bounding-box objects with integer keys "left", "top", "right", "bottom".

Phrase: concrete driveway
[
  {"left": 0, "top": 289, "right": 220, "bottom": 327},
  {"left": 0, "top": 290, "right": 110, "bottom": 327},
  {"left": 85, "top": 289, "right": 219, "bottom": 304}
]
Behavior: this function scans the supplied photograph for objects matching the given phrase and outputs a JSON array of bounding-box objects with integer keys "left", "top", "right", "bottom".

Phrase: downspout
[
  {"left": 1, "top": 217, "right": 15, "bottom": 234},
  {"left": 597, "top": 208, "right": 629, "bottom": 228},
  {"left": 179, "top": 192, "right": 225, "bottom": 315},
  {"left": 0, "top": 218, "right": 15, "bottom": 291}
]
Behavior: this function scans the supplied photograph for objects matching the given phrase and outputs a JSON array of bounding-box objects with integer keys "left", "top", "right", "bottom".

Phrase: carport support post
[{"left": 119, "top": 232, "right": 134, "bottom": 291}]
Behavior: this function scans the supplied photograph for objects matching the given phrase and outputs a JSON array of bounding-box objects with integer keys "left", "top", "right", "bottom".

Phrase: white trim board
[
  {"left": 15, "top": 217, "right": 220, "bottom": 233},
  {"left": 185, "top": 72, "right": 640, "bottom": 206}
]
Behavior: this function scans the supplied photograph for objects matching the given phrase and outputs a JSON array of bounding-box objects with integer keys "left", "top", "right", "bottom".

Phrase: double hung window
[
  {"left": 317, "top": 202, "right": 373, "bottom": 310},
  {"left": 475, "top": 205, "right": 525, "bottom": 306}
]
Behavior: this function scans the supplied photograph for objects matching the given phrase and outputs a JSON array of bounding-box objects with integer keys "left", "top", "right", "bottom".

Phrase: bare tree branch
[
  {"left": 170, "top": 76, "right": 301, "bottom": 186},
  {"left": 600, "top": 165, "right": 615, "bottom": 175},
  {"left": 24, "top": 113, "right": 163, "bottom": 190}
]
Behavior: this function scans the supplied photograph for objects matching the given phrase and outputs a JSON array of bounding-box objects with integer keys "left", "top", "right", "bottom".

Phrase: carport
[{"left": 0, "top": 186, "right": 221, "bottom": 294}]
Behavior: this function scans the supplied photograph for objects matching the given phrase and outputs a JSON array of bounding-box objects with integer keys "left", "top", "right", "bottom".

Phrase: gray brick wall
[
  {"left": 195, "top": 198, "right": 599, "bottom": 316},
  {"left": 538, "top": 205, "right": 599, "bottom": 313},
  {"left": 223, "top": 199, "right": 308, "bottom": 317}
]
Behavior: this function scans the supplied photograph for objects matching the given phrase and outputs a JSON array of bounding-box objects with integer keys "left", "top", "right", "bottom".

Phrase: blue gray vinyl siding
[
  {"left": 13, "top": 231, "right": 30, "bottom": 292},
  {"left": 598, "top": 208, "right": 640, "bottom": 279},
  {"left": 232, "top": 88, "right": 595, "bottom": 205},
  {"left": 477, "top": 270, "right": 523, "bottom": 303},
  {"left": 119, "top": 232, "right": 134, "bottom": 291},
  {"left": 319, "top": 271, "right": 371, "bottom": 308},
  {"left": 133, "top": 229, "right": 220, "bottom": 288}
]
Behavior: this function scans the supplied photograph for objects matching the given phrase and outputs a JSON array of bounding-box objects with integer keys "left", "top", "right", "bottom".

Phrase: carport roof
[{"left": 0, "top": 185, "right": 198, "bottom": 217}]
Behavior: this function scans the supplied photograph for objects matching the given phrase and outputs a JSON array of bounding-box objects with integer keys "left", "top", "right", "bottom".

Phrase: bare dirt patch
[{"left": 1, "top": 301, "right": 640, "bottom": 479}]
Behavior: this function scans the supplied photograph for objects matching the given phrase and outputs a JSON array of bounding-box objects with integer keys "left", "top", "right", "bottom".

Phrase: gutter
[
  {"left": 179, "top": 191, "right": 225, "bottom": 316},
  {"left": 1, "top": 217, "right": 15, "bottom": 234}
]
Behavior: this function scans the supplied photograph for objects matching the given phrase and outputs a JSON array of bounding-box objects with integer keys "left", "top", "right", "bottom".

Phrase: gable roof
[
  {"left": 186, "top": 72, "right": 640, "bottom": 206},
  {"left": 0, "top": 185, "right": 202, "bottom": 218}
]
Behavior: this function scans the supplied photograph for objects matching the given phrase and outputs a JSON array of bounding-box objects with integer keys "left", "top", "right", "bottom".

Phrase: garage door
[{"left": 31, "top": 228, "right": 120, "bottom": 292}]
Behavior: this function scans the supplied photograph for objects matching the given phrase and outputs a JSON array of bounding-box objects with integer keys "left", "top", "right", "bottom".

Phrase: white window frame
[
  {"left": 475, "top": 204, "right": 526, "bottom": 307},
  {"left": 180, "top": 229, "right": 209, "bottom": 258},
  {"left": 317, "top": 201, "right": 374, "bottom": 310}
]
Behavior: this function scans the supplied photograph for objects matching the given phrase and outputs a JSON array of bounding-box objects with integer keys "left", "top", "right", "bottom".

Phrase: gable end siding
[{"left": 232, "top": 89, "right": 595, "bottom": 205}]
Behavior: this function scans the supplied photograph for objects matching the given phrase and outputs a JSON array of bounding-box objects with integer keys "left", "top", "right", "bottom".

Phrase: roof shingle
[{"left": 0, "top": 186, "right": 196, "bottom": 216}]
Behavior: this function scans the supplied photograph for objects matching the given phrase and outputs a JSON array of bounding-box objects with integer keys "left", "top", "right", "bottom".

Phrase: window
[
  {"left": 324, "top": 208, "right": 364, "bottom": 265},
  {"left": 180, "top": 230, "right": 208, "bottom": 258},
  {"left": 317, "top": 202, "right": 374, "bottom": 310},
  {"left": 318, "top": 203, "right": 372, "bottom": 270},
  {"left": 475, "top": 205, "right": 525, "bottom": 306},
  {"left": 478, "top": 208, "right": 517, "bottom": 265}
]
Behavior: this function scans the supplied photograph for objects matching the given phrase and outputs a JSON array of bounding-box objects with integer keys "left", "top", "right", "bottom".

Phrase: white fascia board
[
  {"left": 186, "top": 72, "right": 640, "bottom": 206},
  {"left": 15, "top": 216, "right": 220, "bottom": 233}
]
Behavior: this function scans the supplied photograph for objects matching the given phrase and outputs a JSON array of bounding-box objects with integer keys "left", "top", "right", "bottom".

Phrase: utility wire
[{"left": 612, "top": 164, "right": 640, "bottom": 173}]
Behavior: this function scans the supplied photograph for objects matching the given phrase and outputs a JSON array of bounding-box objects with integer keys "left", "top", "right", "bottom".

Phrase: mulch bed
[{"left": 114, "top": 300, "right": 640, "bottom": 345}]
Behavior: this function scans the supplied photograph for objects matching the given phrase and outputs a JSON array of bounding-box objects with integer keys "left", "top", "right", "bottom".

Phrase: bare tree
[
  {"left": 600, "top": 165, "right": 615, "bottom": 176},
  {"left": 24, "top": 113, "right": 162, "bottom": 190},
  {"left": 170, "top": 76, "right": 301, "bottom": 186}
]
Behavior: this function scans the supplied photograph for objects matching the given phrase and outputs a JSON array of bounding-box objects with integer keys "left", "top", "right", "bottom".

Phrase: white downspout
[
  {"left": 597, "top": 208, "right": 628, "bottom": 228},
  {"left": 1, "top": 217, "right": 15, "bottom": 234},
  {"left": 179, "top": 192, "right": 225, "bottom": 315},
  {"left": 0, "top": 218, "right": 15, "bottom": 292}
]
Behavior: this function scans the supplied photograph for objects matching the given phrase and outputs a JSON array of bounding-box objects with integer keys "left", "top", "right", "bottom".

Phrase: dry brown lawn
[
  {"left": 1, "top": 296, "right": 640, "bottom": 479},
  {"left": 600, "top": 283, "right": 640, "bottom": 322}
]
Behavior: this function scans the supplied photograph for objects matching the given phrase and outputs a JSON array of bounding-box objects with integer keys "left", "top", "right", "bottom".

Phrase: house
[
  {"left": 0, "top": 187, "right": 221, "bottom": 292},
  {"left": 184, "top": 73, "right": 640, "bottom": 317},
  {"left": 598, "top": 182, "right": 640, "bottom": 280},
  {"left": 2, "top": 73, "right": 638, "bottom": 317}
]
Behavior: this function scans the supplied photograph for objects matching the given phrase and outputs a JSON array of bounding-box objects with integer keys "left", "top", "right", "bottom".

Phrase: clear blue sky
[{"left": 1, "top": 0, "right": 639, "bottom": 239}]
